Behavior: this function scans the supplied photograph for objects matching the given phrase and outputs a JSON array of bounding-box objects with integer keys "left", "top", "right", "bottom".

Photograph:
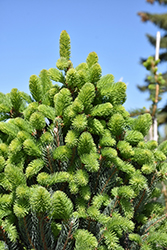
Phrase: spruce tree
[
  {"left": 138, "top": 0, "right": 167, "bottom": 127},
  {"left": 0, "top": 30, "right": 167, "bottom": 249},
  {"left": 138, "top": 0, "right": 167, "bottom": 86}
]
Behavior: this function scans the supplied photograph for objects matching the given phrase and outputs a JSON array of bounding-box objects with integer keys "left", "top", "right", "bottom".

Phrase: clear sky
[{"left": 0, "top": 0, "right": 166, "bottom": 112}]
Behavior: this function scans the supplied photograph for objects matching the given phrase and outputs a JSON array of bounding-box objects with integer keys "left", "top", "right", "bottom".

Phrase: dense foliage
[{"left": 0, "top": 31, "right": 167, "bottom": 250}]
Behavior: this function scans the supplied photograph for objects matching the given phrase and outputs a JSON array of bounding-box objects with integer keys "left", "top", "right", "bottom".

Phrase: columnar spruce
[{"left": 0, "top": 31, "right": 167, "bottom": 249}]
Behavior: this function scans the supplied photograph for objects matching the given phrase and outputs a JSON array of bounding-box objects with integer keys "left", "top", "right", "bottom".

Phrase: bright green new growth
[
  {"left": 59, "top": 30, "right": 71, "bottom": 60},
  {"left": 0, "top": 31, "right": 167, "bottom": 250}
]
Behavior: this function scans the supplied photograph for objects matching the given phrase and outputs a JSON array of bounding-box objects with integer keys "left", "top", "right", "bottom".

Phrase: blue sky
[{"left": 0, "top": 0, "right": 166, "bottom": 112}]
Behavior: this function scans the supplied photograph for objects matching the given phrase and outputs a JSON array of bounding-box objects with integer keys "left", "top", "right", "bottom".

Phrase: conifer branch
[
  {"left": 87, "top": 157, "right": 103, "bottom": 207},
  {"left": 62, "top": 221, "right": 73, "bottom": 250},
  {"left": 96, "top": 232, "right": 105, "bottom": 249},
  {"left": 143, "top": 213, "right": 167, "bottom": 235},
  {"left": 95, "top": 227, "right": 107, "bottom": 249},
  {"left": 0, "top": 226, "right": 7, "bottom": 244},
  {"left": 134, "top": 174, "right": 157, "bottom": 213},
  {"left": 53, "top": 126, "right": 60, "bottom": 147},
  {"left": 130, "top": 109, "right": 150, "bottom": 117},
  {"left": 162, "top": 181, "right": 167, "bottom": 211},
  {"left": 150, "top": 173, "right": 156, "bottom": 186},
  {"left": 134, "top": 189, "right": 146, "bottom": 213},
  {"left": 46, "top": 146, "right": 54, "bottom": 173},
  {"left": 23, "top": 217, "right": 36, "bottom": 249},
  {"left": 69, "top": 147, "right": 76, "bottom": 168},
  {"left": 38, "top": 216, "right": 48, "bottom": 250},
  {"left": 100, "top": 166, "right": 117, "bottom": 195},
  {"left": 110, "top": 197, "right": 119, "bottom": 217}
]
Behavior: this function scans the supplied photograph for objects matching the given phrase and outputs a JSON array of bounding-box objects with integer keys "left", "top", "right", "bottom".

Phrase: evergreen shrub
[{"left": 0, "top": 30, "right": 167, "bottom": 250}]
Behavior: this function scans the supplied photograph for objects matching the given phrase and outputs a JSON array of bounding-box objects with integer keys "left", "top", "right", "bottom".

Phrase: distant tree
[
  {"left": 138, "top": 0, "right": 167, "bottom": 127},
  {"left": 137, "top": 0, "right": 167, "bottom": 221},
  {"left": 147, "top": 0, "right": 167, "bottom": 4}
]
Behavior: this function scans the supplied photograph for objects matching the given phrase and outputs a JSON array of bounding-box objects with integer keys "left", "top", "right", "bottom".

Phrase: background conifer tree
[
  {"left": 138, "top": 0, "right": 167, "bottom": 220},
  {"left": 0, "top": 30, "right": 167, "bottom": 249},
  {"left": 138, "top": 0, "right": 167, "bottom": 127},
  {"left": 138, "top": 0, "right": 167, "bottom": 86}
]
